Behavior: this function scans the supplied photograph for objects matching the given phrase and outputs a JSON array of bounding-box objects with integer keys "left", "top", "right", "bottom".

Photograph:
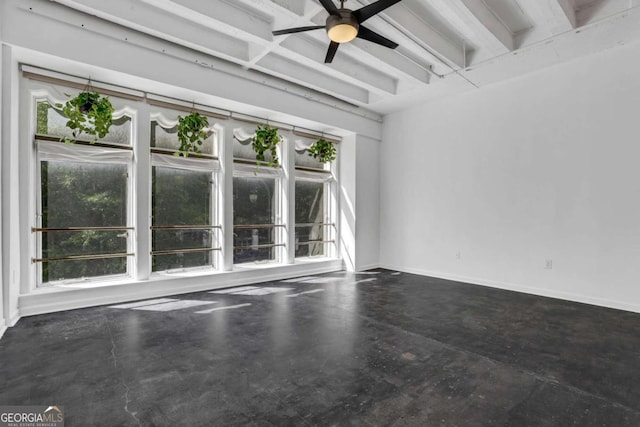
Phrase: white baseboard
[
  {"left": 19, "top": 260, "right": 343, "bottom": 317},
  {"left": 356, "top": 263, "right": 380, "bottom": 272},
  {"left": 379, "top": 263, "right": 640, "bottom": 314},
  {"left": 7, "top": 309, "right": 20, "bottom": 327},
  {"left": 0, "top": 310, "right": 22, "bottom": 341}
]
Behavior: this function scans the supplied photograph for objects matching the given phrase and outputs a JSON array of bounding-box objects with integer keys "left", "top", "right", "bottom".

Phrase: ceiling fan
[{"left": 272, "top": 0, "right": 403, "bottom": 63}]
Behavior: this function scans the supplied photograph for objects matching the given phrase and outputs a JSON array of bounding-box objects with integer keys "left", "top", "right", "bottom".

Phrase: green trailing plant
[
  {"left": 57, "top": 91, "right": 114, "bottom": 143},
  {"left": 308, "top": 138, "right": 337, "bottom": 163},
  {"left": 176, "top": 111, "right": 210, "bottom": 157},
  {"left": 252, "top": 124, "right": 281, "bottom": 167}
]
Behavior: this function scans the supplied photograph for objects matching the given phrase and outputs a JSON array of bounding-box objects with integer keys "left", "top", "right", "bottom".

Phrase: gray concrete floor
[{"left": 1, "top": 269, "right": 639, "bottom": 426}]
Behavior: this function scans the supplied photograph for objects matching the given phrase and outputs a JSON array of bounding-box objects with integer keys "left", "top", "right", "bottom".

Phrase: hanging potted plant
[
  {"left": 176, "top": 111, "right": 210, "bottom": 157},
  {"left": 252, "top": 124, "right": 281, "bottom": 167},
  {"left": 57, "top": 90, "right": 114, "bottom": 144},
  {"left": 308, "top": 138, "right": 336, "bottom": 163}
]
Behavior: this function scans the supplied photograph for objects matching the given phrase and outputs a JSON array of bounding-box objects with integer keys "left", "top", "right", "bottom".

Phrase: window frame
[
  {"left": 232, "top": 166, "right": 285, "bottom": 265},
  {"left": 294, "top": 179, "right": 331, "bottom": 258},
  {"left": 20, "top": 72, "right": 341, "bottom": 296},
  {"left": 231, "top": 123, "right": 286, "bottom": 265},
  {"left": 292, "top": 135, "right": 338, "bottom": 260},
  {"left": 30, "top": 89, "right": 136, "bottom": 287},
  {"left": 149, "top": 111, "right": 223, "bottom": 273}
]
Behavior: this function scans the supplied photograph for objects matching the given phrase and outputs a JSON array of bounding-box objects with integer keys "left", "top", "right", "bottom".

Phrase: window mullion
[
  {"left": 284, "top": 136, "right": 296, "bottom": 264},
  {"left": 135, "top": 102, "right": 152, "bottom": 280}
]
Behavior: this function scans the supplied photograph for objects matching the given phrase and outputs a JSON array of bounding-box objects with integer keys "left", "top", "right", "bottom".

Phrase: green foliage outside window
[
  {"left": 37, "top": 102, "right": 49, "bottom": 135},
  {"left": 41, "top": 161, "right": 128, "bottom": 282},
  {"left": 152, "top": 167, "right": 213, "bottom": 271}
]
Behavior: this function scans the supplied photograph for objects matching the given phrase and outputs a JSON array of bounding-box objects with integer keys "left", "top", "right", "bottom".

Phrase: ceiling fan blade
[
  {"left": 356, "top": 25, "right": 399, "bottom": 49},
  {"left": 273, "top": 25, "right": 325, "bottom": 36},
  {"left": 318, "top": 0, "right": 340, "bottom": 15},
  {"left": 325, "top": 41, "right": 340, "bottom": 63},
  {"left": 353, "top": 0, "right": 402, "bottom": 23}
]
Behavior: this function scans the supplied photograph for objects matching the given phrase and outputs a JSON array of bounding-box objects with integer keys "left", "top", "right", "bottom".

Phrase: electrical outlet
[{"left": 545, "top": 259, "right": 553, "bottom": 270}]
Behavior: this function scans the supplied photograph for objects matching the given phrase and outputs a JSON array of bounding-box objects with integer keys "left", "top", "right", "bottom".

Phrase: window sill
[
  {"left": 19, "top": 257, "right": 343, "bottom": 317},
  {"left": 151, "top": 266, "right": 220, "bottom": 279}
]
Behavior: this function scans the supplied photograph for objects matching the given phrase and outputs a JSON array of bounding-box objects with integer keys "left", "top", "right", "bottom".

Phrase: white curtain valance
[
  {"left": 295, "top": 169, "right": 334, "bottom": 182},
  {"left": 151, "top": 152, "right": 220, "bottom": 173},
  {"left": 36, "top": 140, "right": 132, "bottom": 164},
  {"left": 294, "top": 139, "right": 314, "bottom": 153},
  {"left": 233, "top": 162, "right": 284, "bottom": 178},
  {"left": 233, "top": 128, "right": 254, "bottom": 144}
]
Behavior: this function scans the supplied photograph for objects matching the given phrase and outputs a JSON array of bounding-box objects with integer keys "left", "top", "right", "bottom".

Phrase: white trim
[
  {"left": 19, "top": 259, "right": 343, "bottom": 317},
  {"left": 356, "top": 263, "right": 380, "bottom": 272},
  {"left": 379, "top": 264, "right": 640, "bottom": 314},
  {"left": 21, "top": 65, "right": 146, "bottom": 98},
  {"left": 146, "top": 93, "right": 230, "bottom": 119},
  {"left": 7, "top": 309, "right": 20, "bottom": 327},
  {"left": 0, "top": 324, "right": 6, "bottom": 340}
]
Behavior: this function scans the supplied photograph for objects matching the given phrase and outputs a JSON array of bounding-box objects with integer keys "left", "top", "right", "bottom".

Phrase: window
[
  {"left": 293, "top": 136, "right": 336, "bottom": 258},
  {"left": 233, "top": 176, "right": 280, "bottom": 263},
  {"left": 151, "top": 167, "right": 219, "bottom": 271},
  {"left": 232, "top": 123, "right": 284, "bottom": 264},
  {"left": 36, "top": 99, "right": 131, "bottom": 145},
  {"left": 34, "top": 97, "right": 133, "bottom": 285},
  {"left": 150, "top": 112, "right": 221, "bottom": 272},
  {"left": 295, "top": 180, "right": 327, "bottom": 257},
  {"left": 25, "top": 73, "right": 340, "bottom": 291},
  {"left": 151, "top": 117, "right": 216, "bottom": 155}
]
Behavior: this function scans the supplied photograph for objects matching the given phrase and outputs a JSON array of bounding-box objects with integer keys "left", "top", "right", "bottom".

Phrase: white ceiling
[{"left": 49, "top": 0, "right": 640, "bottom": 114}]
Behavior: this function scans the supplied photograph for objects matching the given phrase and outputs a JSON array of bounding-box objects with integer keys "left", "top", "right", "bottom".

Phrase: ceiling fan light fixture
[
  {"left": 328, "top": 23, "right": 358, "bottom": 43},
  {"left": 326, "top": 11, "right": 359, "bottom": 43}
]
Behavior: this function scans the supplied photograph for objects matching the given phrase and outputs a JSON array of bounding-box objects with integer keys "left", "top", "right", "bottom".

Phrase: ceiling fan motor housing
[{"left": 326, "top": 9, "right": 360, "bottom": 43}]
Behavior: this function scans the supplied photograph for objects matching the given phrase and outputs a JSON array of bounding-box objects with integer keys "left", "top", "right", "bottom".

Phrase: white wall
[
  {"left": 0, "top": 18, "right": 5, "bottom": 337},
  {"left": 1, "top": 44, "right": 20, "bottom": 328},
  {"left": 355, "top": 135, "right": 380, "bottom": 271},
  {"left": 380, "top": 41, "right": 640, "bottom": 313},
  {"left": 339, "top": 134, "right": 381, "bottom": 272},
  {"left": 339, "top": 135, "right": 358, "bottom": 272}
]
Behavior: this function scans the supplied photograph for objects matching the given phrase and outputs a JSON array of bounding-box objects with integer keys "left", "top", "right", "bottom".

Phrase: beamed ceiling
[{"left": 45, "top": 0, "right": 640, "bottom": 114}]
